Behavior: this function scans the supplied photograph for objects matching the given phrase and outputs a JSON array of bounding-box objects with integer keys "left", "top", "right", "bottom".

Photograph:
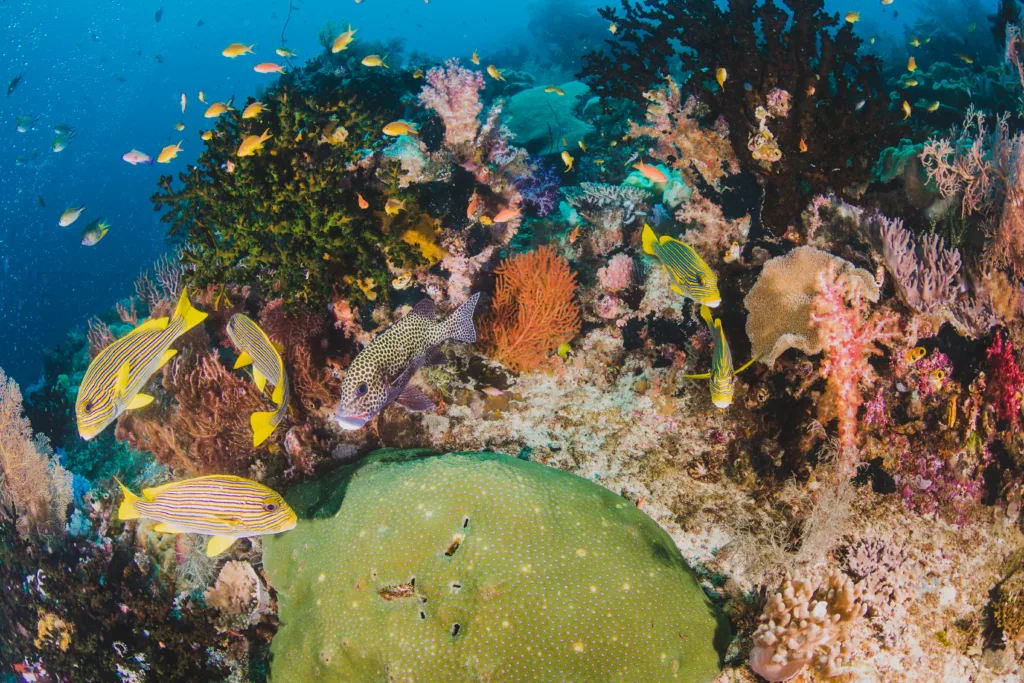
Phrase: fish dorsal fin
[
  {"left": 411, "top": 298, "right": 436, "bottom": 319},
  {"left": 206, "top": 535, "right": 237, "bottom": 557},
  {"left": 641, "top": 224, "right": 657, "bottom": 255},
  {"left": 134, "top": 317, "right": 169, "bottom": 334},
  {"left": 234, "top": 350, "right": 253, "bottom": 369},
  {"left": 659, "top": 235, "right": 675, "bottom": 246},
  {"left": 141, "top": 481, "right": 179, "bottom": 499},
  {"left": 253, "top": 368, "right": 268, "bottom": 393},
  {"left": 115, "top": 361, "right": 131, "bottom": 396},
  {"left": 126, "top": 393, "right": 154, "bottom": 410}
]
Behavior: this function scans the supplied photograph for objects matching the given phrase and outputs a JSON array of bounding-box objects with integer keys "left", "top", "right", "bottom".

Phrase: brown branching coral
[
  {"left": 0, "top": 369, "right": 71, "bottom": 536},
  {"left": 481, "top": 246, "right": 582, "bottom": 374},
  {"left": 749, "top": 570, "right": 868, "bottom": 682},
  {"left": 626, "top": 77, "right": 739, "bottom": 190},
  {"left": 743, "top": 246, "right": 879, "bottom": 366}
]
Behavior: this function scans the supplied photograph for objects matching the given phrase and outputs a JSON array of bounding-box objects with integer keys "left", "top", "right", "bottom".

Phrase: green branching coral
[
  {"left": 152, "top": 69, "right": 424, "bottom": 307},
  {"left": 265, "top": 449, "right": 727, "bottom": 682}
]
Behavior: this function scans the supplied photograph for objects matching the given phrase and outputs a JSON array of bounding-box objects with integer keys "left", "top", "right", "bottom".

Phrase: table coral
[{"left": 264, "top": 449, "right": 726, "bottom": 682}]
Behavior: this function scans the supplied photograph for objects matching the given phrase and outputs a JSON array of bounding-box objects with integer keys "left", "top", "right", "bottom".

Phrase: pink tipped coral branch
[{"left": 418, "top": 59, "right": 486, "bottom": 147}]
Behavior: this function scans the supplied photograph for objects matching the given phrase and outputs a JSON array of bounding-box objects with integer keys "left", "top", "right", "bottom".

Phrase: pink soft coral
[
  {"left": 987, "top": 329, "right": 1024, "bottom": 430},
  {"left": 810, "top": 264, "right": 899, "bottom": 474},
  {"left": 419, "top": 58, "right": 486, "bottom": 147},
  {"left": 597, "top": 254, "right": 634, "bottom": 292}
]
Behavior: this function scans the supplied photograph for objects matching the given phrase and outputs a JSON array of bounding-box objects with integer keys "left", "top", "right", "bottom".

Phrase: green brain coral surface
[{"left": 264, "top": 449, "right": 726, "bottom": 682}]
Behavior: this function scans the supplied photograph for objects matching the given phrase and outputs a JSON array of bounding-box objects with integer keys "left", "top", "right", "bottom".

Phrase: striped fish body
[
  {"left": 335, "top": 294, "right": 481, "bottom": 430},
  {"left": 76, "top": 290, "right": 207, "bottom": 440},
  {"left": 641, "top": 224, "right": 721, "bottom": 307},
  {"left": 226, "top": 313, "right": 290, "bottom": 446},
  {"left": 117, "top": 475, "right": 297, "bottom": 557},
  {"left": 702, "top": 305, "right": 735, "bottom": 408}
]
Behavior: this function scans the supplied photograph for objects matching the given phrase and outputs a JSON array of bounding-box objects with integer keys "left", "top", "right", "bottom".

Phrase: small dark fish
[
  {"left": 893, "top": 10, "right": 898, "bottom": 17},
  {"left": 114, "top": 72, "right": 128, "bottom": 82},
  {"left": 196, "top": 19, "right": 204, "bottom": 27},
  {"left": 7, "top": 72, "right": 22, "bottom": 97},
  {"left": 37, "top": 194, "right": 45, "bottom": 208},
  {"left": 155, "top": 7, "right": 163, "bottom": 22},
  {"left": 154, "top": 53, "right": 164, "bottom": 64}
]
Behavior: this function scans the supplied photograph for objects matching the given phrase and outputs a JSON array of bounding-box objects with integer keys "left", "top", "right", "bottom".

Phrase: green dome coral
[
  {"left": 151, "top": 69, "right": 424, "bottom": 307},
  {"left": 264, "top": 449, "right": 726, "bottom": 682}
]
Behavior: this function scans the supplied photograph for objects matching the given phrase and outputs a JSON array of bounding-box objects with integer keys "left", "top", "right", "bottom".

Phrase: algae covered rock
[{"left": 264, "top": 449, "right": 726, "bottom": 682}]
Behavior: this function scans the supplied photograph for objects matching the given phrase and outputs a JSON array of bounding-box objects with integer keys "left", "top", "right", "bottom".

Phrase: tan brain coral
[{"left": 744, "top": 246, "right": 879, "bottom": 365}]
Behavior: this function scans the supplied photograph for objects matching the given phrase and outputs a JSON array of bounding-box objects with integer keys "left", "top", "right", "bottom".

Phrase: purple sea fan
[{"left": 515, "top": 157, "right": 560, "bottom": 217}]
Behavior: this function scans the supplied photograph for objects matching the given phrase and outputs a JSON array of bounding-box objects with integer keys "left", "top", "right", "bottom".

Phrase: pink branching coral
[
  {"left": 596, "top": 254, "right": 634, "bottom": 292},
  {"left": 873, "top": 213, "right": 961, "bottom": 316},
  {"left": 626, "top": 77, "right": 739, "bottom": 190},
  {"left": 810, "top": 264, "right": 899, "bottom": 473},
  {"left": 675, "top": 188, "right": 751, "bottom": 265},
  {"left": 1008, "top": 24, "right": 1024, "bottom": 88},
  {"left": 987, "top": 330, "right": 1024, "bottom": 429},
  {"left": 418, "top": 58, "right": 486, "bottom": 147}
]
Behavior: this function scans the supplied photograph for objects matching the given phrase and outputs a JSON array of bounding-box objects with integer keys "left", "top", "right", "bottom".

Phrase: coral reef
[{"left": 264, "top": 449, "right": 726, "bottom": 682}]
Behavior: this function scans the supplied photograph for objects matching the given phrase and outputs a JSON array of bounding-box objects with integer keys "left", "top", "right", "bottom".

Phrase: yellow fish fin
[
  {"left": 734, "top": 356, "right": 761, "bottom": 374},
  {"left": 206, "top": 535, "right": 237, "bottom": 557},
  {"left": 116, "top": 477, "right": 143, "bottom": 520},
  {"left": 153, "top": 522, "right": 185, "bottom": 534},
  {"left": 271, "top": 381, "right": 285, "bottom": 405},
  {"left": 699, "top": 305, "right": 713, "bottom": 326},
  {"left": 658, "top": 235, "right": 675, "bottom": 246},
  {"left": 133, "top": 316, "right": 169, "bottom": 333},
  {"left": 641, "top": 224, "right": 657, "bottom": 255},
  {"left": 234, "top": 350, "right": 253, "bottom": 369},
  {"left": 156, "top": 349, "right": 177, "bottom": 370},
  {"left": 126, "top": 393, "right": 154, "bottom": 410},
  {"left": 670, "top": 284, "right": 690, "bottom": 297},
  {"left": 253, "top": 368, "right": 268, "bottom": 393},
  {"left": 681, "top": 372, "right": 712, "bottom": 380},
  {"left": 115, "top": 361, "right": 130, "bottom": 396},
  {"left": 271, "top": 341, "right": 284, "bottom": 353},
  {"left": 141, "top": 481, "right": 179, "bottom": 499},
  {"left": 172, "top": 289, "right": 208, "bottom": 334},
  {"left": 251, "top": 411, "right": 277, "bottom": 447}
]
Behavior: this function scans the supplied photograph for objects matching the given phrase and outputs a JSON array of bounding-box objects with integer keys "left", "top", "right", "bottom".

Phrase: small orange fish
[
  {"left": 907, "top": 56, "right": 917, "bottom": 72},
  {"left": 799, "top": 138, "right": 808, "bottom": 153},
  {"left": 357, "top": 193, "right": 369, "bottom": 209},
  {"left": 568, "top": 226, "right": 582, "bottom": 243},
  {"left": 493, "top": 207, "right": 521, "bottom": 223},
  {"left": 633, "top": 161, "right": 667, "bottom": 183},
  {"left": 254, "top": 62, "right": 286, "bottom": 74},
  {"left": 466, "top": 192, "right": 481, "bottom": 218}
]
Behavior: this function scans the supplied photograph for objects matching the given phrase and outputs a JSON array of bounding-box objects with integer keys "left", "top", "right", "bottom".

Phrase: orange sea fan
[{"left": 481, "top": 246, "right": 581, "bottom": 374}]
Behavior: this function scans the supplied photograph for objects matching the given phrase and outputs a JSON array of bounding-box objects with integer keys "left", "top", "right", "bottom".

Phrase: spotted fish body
[
  {"left": 641, "top": 224, "right": 721, "bottom": 307},
  {"left": 117, "top": 475, "right": 297, "bottom": 557},
  {"left": 226, "top": 313, "right": 290, "bottom": 447},
  {"left": 76, "top": 290, "right": 207, "bottom": 440},
  {"left": 335, "top": 294, "right": 481, "bottom": 430}
]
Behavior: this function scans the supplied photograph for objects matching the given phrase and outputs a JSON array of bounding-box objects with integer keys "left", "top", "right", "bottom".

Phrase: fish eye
[
  {"left": 264, "top": 503, "right": 277, "bottom": 512},
  {"left": 84, "top": 401, "right": 94, "bottom": 413},
  {"left": 357, "top": 383, "right": 369, "bottom": 396}
]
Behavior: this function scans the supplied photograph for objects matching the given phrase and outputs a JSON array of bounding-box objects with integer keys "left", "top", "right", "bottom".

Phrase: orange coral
[{"left": 481, "top": 246, "right": 581, "bottom": 373}]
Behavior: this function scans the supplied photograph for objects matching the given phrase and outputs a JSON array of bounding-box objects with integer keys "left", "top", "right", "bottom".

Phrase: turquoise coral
[{"left": 265, "top": 449, "right": 726, "bottom": 682}]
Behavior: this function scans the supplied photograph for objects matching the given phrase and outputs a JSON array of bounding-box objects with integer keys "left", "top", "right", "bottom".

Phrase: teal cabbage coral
[
  {"left": 503, "top": 81, "right": 596, "bottom": 155},
  {"left": 265, "top": 449, "right": 726, "bottom": 682}
]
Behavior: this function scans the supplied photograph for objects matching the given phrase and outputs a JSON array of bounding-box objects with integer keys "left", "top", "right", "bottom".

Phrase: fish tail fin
[
  {"left": 262, "top": 128, "right": 273, "bottom": 141},
  {"left": 438, "top": 292, "right": 481, "bottom": 344},
  {"left": 700, "top": 305, "right": 713, "bottom": 326},
  {"left": 116, "top": 477, "right": 143, "bottom": 520},
  {"left": 172, "top": 289, "right": 208, "bottom": 334},
  {"left": 251, "top": 411, "right": 277, "bottom": 447},
  {"left": 641, "top": 224, "right": 657, "bottom": 255}
]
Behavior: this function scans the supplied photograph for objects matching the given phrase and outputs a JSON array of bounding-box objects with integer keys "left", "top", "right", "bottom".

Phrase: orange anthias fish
[
  {"left": 237, "top": 129, "right": 272, "bottom": 157},
  {"left": 493, "top": 207, "right": 521, "bottom": 223},
  {"left": 357, "top": 193, "right": 369, "bottom": 209},
  {"left": 222, "top": 42, "right": 255, "bottom": 58},
  {"left": 466, "top": 192, "right": 481, "bottom": 218},
  {"left": 254, "top": 62, "right": 286, "bottom": 74},
  {"left": 633, "top": 161, "right": 668, "bottom": 183}
]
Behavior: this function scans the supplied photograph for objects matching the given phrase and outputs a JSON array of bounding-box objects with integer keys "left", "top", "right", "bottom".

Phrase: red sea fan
[
  {"left": 481, "top": 246, "right": 581, "bottom": 374},
  {"left": 986, "top": 330, "right": 1024, "bottom": 430}
]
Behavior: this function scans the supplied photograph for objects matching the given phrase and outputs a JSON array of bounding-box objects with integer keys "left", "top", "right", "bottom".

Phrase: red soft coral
[{"left": 986, "top": 329, "right": 1024, "bottom": 430}]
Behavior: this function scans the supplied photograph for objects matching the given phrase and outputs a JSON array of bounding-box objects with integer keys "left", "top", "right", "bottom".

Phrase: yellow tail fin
[
  {"left": 251, "top": 411, "right": 277, "bottom": 447},
  {"left": 700, "top": 305, "right": 713, "bottom": 326},
  {"left": 641, "top": 224, "right": 657, "bottom": 255},
  {"left": 116, "top": 477, "right": 143, "bottom": 520},
  {"left": 172, "top": 289, "right": 208, "bottom": 334}
]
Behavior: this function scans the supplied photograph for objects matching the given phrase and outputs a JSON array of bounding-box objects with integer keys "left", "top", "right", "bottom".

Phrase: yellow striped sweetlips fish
[
  {"left": 683, "top": 305, "right": 758, "bottom": 408},
  {"left": 335, "top": 294, "right": 481, "bottom": 430},
  {"left": 117, "top": 475, "right": 297, "bottom": 557},
  {"left": 76, "top": 290, "right": 207, "bottom": 440},
  {"left": 641, "top": 223, "right": 721, "bottom": 307},
  {"left": 226, "top": 313, "right": 290, "bottom": 447}
]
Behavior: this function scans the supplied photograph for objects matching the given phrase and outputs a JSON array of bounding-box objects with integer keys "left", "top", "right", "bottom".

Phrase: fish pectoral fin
[
  {"left": 153, "top": 522, "right": 185, "bottom": 534},
  {"left": 125, "top": 393, "right": 154, "bottom": 410},
  {"left": 253, "top": 368, "right": 268, "bottom": 392},
  {"left": 395, "top": 384, "right": 435, "bottom": 412},
  {"left": 734, "top": 356, "right": 761, "bottom": 374},
  {"left": 271, "top": 381, "right": 285, "bottom": 405},
  {"left": 670, "top": 284, "right": 689, "bottom": 297},
  {"left": 233, "top": 350, "right": 253, "bottom": 369},
  {"left": 681, "top": 372, "right": 712, "bottom": 380},
  {"left": 156, "top": 349, "right": 177, "bottom": 370},
  {"left": 271, "top": 341, "right": 285, "bottom": 354},
  {"left": 206, "top": 535, "right": 238, "bottom": 557},
  {"left": 115, "top": 361, "right": 131, "bottom": 396}
]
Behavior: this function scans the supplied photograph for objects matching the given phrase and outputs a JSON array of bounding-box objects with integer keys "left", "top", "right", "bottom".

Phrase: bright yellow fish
[
  {"left": 237, "top": 129, "right": 272, "bottom": 157},
  {"left": 204, "top": 99, "right": 233, "bottom": 118},
  {"left": 472, "top": 51, "right": 480, "bottom": 65},
  {"left": 845, "top": 11, "right": 860, "bottom": 23},
  {"left": 902, "top": 100, "right": 912, "bottom": 119},
  {"left": 157, "top": 140, "right": 183, "bottom": 163},
  {"left": 545, "top": 86, "right": 565, "bottom": 96},
  {"left": 682, "top": 305, "right": 757, "bottom": 408},
  {"left": 332, "top": 25, "right": 357, "bottom": 53},
  {"left": 641, "top": 224, "right": 721, "bottom": 307},
  {"left": 385, "top": 198, "right": 407, "bottom": 215},
  {"left": 487, "top": 64, "right": 505, "bottom": 81},
  {"left": 382, "top": 120, "right": 418, "bottom": 136},
  {"left": 276, "top": 47, "right": 296, "bottom": 57},
  {"left": 201, "top": 130, "right": 214, "bottom": 141},
  {"left": 716, "top": 67, "right": 727, "bottom": 90},
  {"left": 222, "top": 42, "right": 255, "bottom": 58},
  {"left": 227, "top": 314, "right": 290, "bottom": 447},
  {"left": 907, "top": 56, "right": 917, "bottom": 71},
  {"left": 926, "top": 100, "right": 940, "bottom": 112},
  {"left": 361, "top": 54, "right": 388, "bottom": 69},
  {"left": 242, "top": 101, "right": 265, "bottom": 119},
  {"left": 117, "top": 475, "right": 296, "bottom": 557},
  {"left": 561, "top": 150, "right": 573, "bottom": 172}
]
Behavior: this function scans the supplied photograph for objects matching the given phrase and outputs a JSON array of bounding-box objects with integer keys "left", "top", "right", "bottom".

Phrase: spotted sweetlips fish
[{"left": 335, "top": 294, "right": 480, "bottom": 430}]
